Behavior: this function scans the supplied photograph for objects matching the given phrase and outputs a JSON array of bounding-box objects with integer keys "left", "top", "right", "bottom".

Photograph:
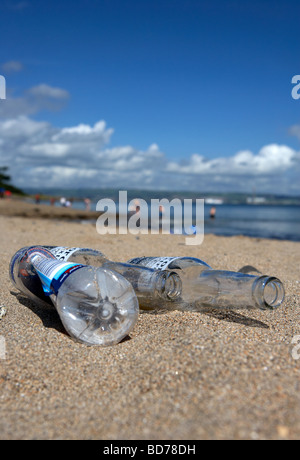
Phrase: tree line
[{"left": 0, "top": 167, "right": 24, "bottom": 195}]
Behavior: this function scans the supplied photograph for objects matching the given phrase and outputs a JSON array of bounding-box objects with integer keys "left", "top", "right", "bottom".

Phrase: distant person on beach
[
  {"left": 84, "top": 198, "right": 91, "bottom": 211},
  {"left": 60, "top": 197, "right": 67, "bottom": 207},
  {"left": 35, "top": 194, "right": 40, "bottom": 204},
  {"left": 210, "top": 206, "right": 216, "bottom": 219},
  {"left": 50, "top": 197, "right": 56, "bottom": 206},
  {"left": 4, "top": 190, "right": 11, "bottom": 200},
  {"left": 159, "top": 204, "right": 165, "bottom": 218}
]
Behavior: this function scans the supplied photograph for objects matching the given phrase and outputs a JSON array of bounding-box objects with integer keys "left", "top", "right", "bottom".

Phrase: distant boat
[
  {"left": 246, "top": 197, "right": 266, "bottom": 204},
  {"left": 205, "top": 198, "right": 224, "bottom": 205}
]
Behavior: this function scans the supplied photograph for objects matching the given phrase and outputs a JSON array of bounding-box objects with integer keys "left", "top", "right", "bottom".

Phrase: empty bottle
[
  {"left": 45, "top": 246, "right": 107, "bottom": 265},
  {"left": 127, "top": 256, "right": 285, "bottom": 311},
  {"left": 10, "top": 246, "right": 107, "bottom": 307},
  {"left": 10, "top": 246, "right": 139, "bottom": 346},
  {"left": 48, "top": 248, "right": 286, "bottom": 311},
  {"left": 10, "top": 246, "right": 182, "bottom": 311}
]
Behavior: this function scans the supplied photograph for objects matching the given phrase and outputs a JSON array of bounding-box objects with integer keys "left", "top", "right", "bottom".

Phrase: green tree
[{"left": 0, "top": 166, "right": 25, "bottom": 195}]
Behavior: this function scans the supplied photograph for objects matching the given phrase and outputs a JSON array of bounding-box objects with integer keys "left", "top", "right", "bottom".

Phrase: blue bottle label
[{"left": 31, "top": 254, "right": 84, "bottom": 295}]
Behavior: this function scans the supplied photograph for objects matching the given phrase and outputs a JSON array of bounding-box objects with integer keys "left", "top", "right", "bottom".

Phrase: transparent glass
[
  {"left": 55, "top": 250, "right": 285, "bottom": 311},
  {"left": 127, "top": 256, "right": 285, "bottom": 311},
  {"left": 101, "top": 261, "right": 182, "bottom": 309}
]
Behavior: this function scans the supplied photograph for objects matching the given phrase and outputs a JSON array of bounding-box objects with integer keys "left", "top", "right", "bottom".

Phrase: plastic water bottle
[
  {"left": 10, "top": 246, "right": 139, "bottom": 346},
  {"left": 45, "top": 246, "right": 107, "bottom": 265},
  {"left": 10, "top": 246, "right": 107, "bottom": 307},
  {"left": 10, "top": 246, "right": 182, "bottom": 311},
  {"left": 127, "top": 256, "right": 285, "bottom": 311}
]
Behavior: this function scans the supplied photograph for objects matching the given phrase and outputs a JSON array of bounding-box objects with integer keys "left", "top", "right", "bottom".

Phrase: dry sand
[{"left": 0, "top": 198, "right": 299, "bottom": 440}]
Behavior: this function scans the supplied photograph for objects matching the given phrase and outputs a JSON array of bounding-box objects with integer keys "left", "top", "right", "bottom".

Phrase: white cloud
[
  {"left": 30, "top": 143, "right": 70, "bottom": 157},
  {"left": 27, "top": 84, "right": 69, "bottom": 100},
  {"left": 1, "top": 60, "right": 23, "bottom": 74},
  {"left": 0, "top": 113, "right": 298, "bottom": 193},
  {"left": 166, "top": 144, "right": 298, "bottom": 176},
  {"left": 0, "top": 116, "right": 50, "bottom": 138},
  {"left": 0, "top": 84, "right": 70, "bottom": 118}
]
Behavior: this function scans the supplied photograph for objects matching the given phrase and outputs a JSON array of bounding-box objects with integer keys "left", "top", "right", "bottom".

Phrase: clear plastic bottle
[
  {"left": 10, "top": 246, "right": 182, "bottom": 311},
  {"left": 10, "top": 246, "right": 139, "bottom": 346},
  {"left": 45, "top": 246, "right": 107, "bottom": 265},
  {"left": 127, "top": 256, "right": 285, "bottom": 311},
  {"left": 10, "top": 245, "right": 53, "bottom": 307}
]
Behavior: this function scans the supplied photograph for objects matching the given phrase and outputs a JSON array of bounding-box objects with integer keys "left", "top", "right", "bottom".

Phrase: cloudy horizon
[{"left": 0, "top": 80, "right": 299, "bottom": 195}]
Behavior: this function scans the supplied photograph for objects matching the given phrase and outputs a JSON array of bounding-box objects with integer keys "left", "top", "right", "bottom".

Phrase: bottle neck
[
  {"left": 152, "top": 270, "right": 182, "bottom": 301},
  {"left": 187, "top": 270, "right": 285, "bottom": 311},
  {"left": 252, "top": 275, "right": 285, "bottom": 310}
]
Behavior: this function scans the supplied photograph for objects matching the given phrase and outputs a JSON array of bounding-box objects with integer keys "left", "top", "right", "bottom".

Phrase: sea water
[{"left": 35, "top": 198, "right": 300, "bottom": 242}]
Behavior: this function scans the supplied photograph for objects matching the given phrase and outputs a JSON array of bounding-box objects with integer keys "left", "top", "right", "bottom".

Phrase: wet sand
[{"left": 0, "top": 199, "right": 299, "bottom": 439}]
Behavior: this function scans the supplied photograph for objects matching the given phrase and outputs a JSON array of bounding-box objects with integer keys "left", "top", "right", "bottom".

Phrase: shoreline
[
  {"left": 0, "top": 197, "right": 102, "bottom": 221},
  {"left": 0, "top": 198, "right": 299, "bottom": 243}
]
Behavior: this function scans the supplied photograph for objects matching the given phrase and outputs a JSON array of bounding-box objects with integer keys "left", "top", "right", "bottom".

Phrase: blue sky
[{"left": 0, "top": 0, "right": 300, "bottom": 194}]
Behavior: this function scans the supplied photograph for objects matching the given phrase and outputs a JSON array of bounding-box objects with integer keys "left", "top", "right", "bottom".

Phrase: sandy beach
[{"left": 0, "top": 198, "right": 299, "bottom": 440}]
